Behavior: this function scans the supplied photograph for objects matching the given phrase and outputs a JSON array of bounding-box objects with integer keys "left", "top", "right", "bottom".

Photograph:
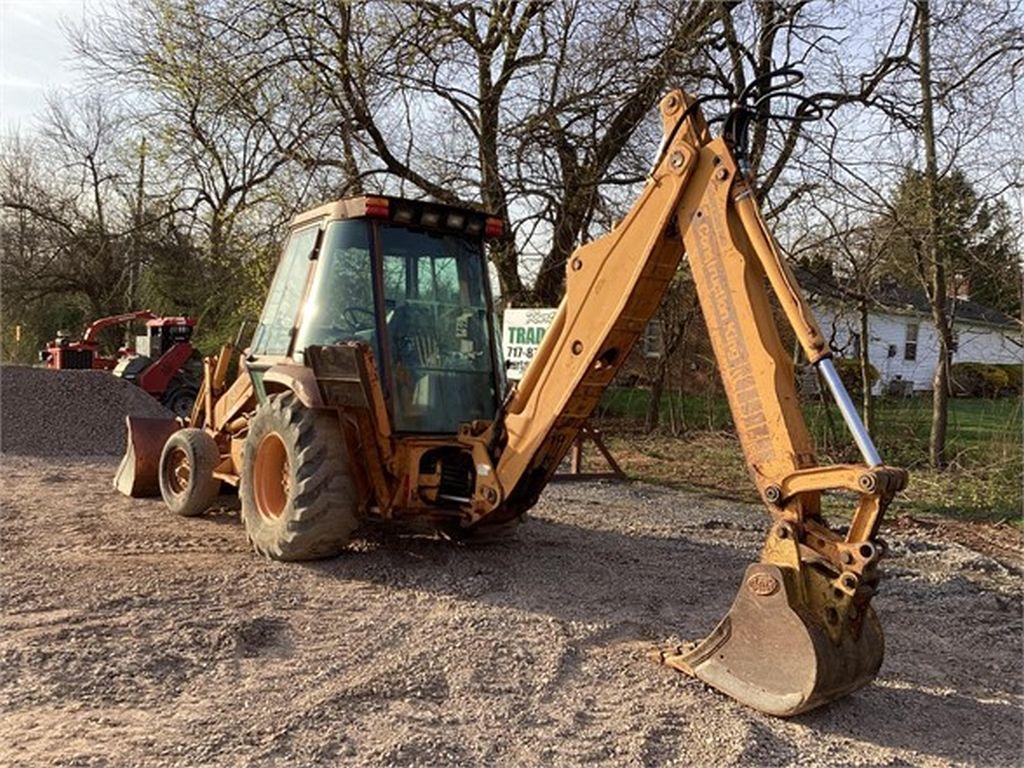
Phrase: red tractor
[{"left": 42, "top": 311, "right": 200, "bottom": 418}]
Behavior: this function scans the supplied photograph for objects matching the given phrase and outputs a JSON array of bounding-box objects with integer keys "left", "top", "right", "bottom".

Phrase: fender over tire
[{"left": 240, "top": 392, "right": 359, "bottom": 561}]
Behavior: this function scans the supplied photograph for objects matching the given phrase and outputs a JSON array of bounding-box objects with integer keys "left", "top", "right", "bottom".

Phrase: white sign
[{"left": 502, "top": 307, "right": 558, "bottom": 381}]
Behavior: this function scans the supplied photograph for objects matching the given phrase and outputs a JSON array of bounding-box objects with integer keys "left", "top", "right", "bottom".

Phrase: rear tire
[
  {"left": 240, "top": 392, "right": 359, "bottom": 561},
  {"left": 159, "top": 428, "right": 221, "bottom": 517},
  {"left": 163, "top": 384, "right": 198, "bottom": 420}
]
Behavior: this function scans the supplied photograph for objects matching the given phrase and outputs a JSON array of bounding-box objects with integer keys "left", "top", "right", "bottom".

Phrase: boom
[{"left": 467, "top": 88, "right": 906, "bottom": 715}]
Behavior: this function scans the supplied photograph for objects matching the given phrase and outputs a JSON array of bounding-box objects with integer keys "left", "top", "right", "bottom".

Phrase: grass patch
[{"left": 591, "top": 389, "right": 1022, "bottom": 524}]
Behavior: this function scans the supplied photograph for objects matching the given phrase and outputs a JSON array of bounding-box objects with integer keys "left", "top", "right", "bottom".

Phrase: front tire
[
  {"left": 159, "top": 428, "right": 221, "bottom": 517},
  {"left": 240, "top": 392, "right": 359, "bottom": 561}
]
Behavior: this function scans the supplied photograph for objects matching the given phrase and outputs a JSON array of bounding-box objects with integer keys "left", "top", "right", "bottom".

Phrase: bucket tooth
[
  {"left": 113, "top": 416, "right": 180, "bottom": 498},
  {"left": 659, "top": 563, "right": 883, "bottom": 717}
]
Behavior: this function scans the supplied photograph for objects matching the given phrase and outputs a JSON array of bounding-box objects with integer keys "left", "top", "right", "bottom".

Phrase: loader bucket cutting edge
[
  {"left": 659, "top": 563, "right": 883, "bottom": 717},
  {"left": 113, "top": 416, "right": 181, "bottom": 498}
]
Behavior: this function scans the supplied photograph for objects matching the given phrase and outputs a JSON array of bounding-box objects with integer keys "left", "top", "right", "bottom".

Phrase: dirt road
[{"left": 1, "top": 456, "right": 1020, "bottom": 766}]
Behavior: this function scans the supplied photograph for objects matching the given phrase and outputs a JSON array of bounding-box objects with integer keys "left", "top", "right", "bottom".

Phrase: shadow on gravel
[
  {"left": 298, "top": 514, "right": 1020, "bottom": 765},
  {"left": 799, "top": 685, "right": 1022, "bottom": 764},
  {"left": 307, "top": 516, "right": 748, "bottom": 636}
]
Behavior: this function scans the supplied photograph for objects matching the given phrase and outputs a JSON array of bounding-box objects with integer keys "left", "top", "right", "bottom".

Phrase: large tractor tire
[
  {"left": 159, "top": 428, "right": 221, "bottom": 517},
  {"left": 239, "top": 392, "right": 359, "bottom": 561}
]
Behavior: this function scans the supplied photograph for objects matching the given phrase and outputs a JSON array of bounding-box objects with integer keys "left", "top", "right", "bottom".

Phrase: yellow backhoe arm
[{"left": 472, "top": 89, "right": 907, "bottom": 716}]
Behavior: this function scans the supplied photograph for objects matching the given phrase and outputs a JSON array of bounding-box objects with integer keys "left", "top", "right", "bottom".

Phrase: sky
[
  {"left": 0, "top": 0, "right": 92, "bottom": 132},
  {"left": 0, "top": 0, "right": 1018, "bottom": 237}
]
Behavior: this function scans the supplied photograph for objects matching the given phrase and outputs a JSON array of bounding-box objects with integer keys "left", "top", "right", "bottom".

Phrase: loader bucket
[
  {"left": 113, "top": 416, "right": 181, "bottom": 497},
  {"left": 660, "top": 563, "right": 883, "bottom": 717}
]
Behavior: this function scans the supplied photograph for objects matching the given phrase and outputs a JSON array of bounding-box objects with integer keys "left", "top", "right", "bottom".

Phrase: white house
[{"left": 803, "top": 273, "right": 1022, "bottom": 394}]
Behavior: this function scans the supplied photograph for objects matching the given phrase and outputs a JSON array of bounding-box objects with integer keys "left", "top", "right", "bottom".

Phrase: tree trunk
[
  {"left": 645, "top": 356, "right": 669, "bottom": 433},
  {"left": 858, "top": 297, "right": 874, "bottom": 432},
  {"left": 643, "top": 298, "right": 697, "bottom": 432},
  {"left": 916, "top": 0, "right": 949, "bottom": 469},
  {"left": 490, "top": 236, "right": 526, "bottom": 307}
]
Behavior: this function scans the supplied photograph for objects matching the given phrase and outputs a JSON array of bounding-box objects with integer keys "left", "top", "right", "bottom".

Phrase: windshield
[
  {"left": 294, "top": 220, "right": 377, "bottom": 358},
  {"left": 379, "top": 224, "right": 498, "bottom": 432}
]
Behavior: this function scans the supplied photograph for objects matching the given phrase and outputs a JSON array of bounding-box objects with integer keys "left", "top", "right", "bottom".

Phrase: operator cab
[{"left": 248, "top": 196, "right": 505, "bottom": 434}]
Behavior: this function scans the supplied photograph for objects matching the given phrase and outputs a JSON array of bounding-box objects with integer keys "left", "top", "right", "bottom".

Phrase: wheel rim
[
  {"left": 165, "top": 446, "right": 191, "bottom": 496},
  {"left": 254, "top": 432, "right": 290, "bottom": 519}
]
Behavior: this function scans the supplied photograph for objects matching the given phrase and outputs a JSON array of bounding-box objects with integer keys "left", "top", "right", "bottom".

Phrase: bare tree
[
  {"left": 268, "top": 0, "right": 722, "bottom": 305},
  {"left": 2, "top": 97, "right": 140, "bottom": 316},
  {"left": 644, "top": 276, "right": 700, "bottom": 432},
  {"left": 883, "top": 0, "right": 1020, "bottom": 468}
]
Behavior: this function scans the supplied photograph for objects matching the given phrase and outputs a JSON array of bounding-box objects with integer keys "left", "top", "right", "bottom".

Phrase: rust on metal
[{"left": 113, "top": 416, "right": 181, "bottom": 497}]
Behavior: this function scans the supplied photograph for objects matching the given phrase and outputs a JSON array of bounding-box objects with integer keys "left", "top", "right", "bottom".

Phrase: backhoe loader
[{"left": 115, "top": 76, "right": 906, "bottom": 717}]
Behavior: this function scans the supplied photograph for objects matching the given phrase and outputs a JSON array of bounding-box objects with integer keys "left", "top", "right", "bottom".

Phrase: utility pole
[{"left": 127, "top": 136, "right": 147, "bottom": 347}]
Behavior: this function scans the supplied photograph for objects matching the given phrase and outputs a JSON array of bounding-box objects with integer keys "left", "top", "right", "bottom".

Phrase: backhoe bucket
[
  {"left": 660, "top": 563, "right": 883, "bottom": 717},
  {"left": 113, "top": 416, "right": 180, "bottom": 497}
]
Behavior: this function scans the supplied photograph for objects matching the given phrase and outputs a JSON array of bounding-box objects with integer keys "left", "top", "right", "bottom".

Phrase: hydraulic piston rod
[{"left": 817, "top": 357, "right": 883, "bottom": 467}]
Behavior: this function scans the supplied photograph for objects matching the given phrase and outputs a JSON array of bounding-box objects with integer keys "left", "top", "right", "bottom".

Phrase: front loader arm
[{"left": 469, "top": 88, "right": 906, "bottom": 716}]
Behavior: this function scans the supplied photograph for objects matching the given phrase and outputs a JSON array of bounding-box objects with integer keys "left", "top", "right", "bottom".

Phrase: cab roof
[{"left": 289, "top": 195, "right": 503, "bottom": 239}]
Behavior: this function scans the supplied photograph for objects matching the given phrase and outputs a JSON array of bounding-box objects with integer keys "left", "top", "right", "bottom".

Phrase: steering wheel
[{"left": 341, "top": 306, "right": 376, "bottom": 332}]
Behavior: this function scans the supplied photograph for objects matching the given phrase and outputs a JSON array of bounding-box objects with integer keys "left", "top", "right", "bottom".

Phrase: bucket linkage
[{"left": 658, "top": 466, "right": 906, "bottom": 716}]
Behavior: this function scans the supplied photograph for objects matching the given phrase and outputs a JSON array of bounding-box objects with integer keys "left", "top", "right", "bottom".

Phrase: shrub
[
  {"left": 950, "top": 362, "right": 1010, "bottom": 398},
  {"left": 832, "top": 357, "right": 880, "bottom": 396},
  {"left": 993, "top": 364, "right": 1022, "bottom": 396}
]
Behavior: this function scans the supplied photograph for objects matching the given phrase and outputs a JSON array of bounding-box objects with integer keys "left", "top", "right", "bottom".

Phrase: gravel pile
[{"left": 0, "top": 366, "right": 173, "bottom": 457}]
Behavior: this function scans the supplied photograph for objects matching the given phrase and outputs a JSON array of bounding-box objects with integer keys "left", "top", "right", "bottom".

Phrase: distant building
[
  {"left": 614, "top": 271, "right": 1021, "bottom": 396},
  {"left": 802, "top": 273, "right": 1022, "bottom": 394}
]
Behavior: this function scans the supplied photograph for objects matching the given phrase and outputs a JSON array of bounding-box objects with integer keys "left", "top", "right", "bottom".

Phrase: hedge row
[{"left": 950, "top": 362, "right": 1022, "bottom": 398}]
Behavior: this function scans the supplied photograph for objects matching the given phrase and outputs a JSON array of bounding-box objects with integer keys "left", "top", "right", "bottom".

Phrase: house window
[
  {"left": 904, "top": 322, "right": 919, "bottom": 361},
  {"left": 643, "top": 319, "right": 664, "bottom": 358}
]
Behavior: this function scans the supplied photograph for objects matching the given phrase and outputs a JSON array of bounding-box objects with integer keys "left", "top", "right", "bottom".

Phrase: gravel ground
[
  {"left": 1, "top": 455, "right": 1020, "bottom": 767},
  {"left": 0, "top": 366, "right": 173, "bottom": 457}
]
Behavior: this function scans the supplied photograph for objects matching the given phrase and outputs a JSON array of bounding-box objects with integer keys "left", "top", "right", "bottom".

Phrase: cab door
[{"left": 247, "top": 223, "right": 321, "bottom": 396}]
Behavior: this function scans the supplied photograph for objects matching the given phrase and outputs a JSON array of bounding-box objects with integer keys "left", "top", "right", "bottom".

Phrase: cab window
[
  {"left": 379, "top": 224, "right": 497, "bottom": 432},
  {"left": 294, "top": 221, "right": 376, "bottom": 357},
  {"left": 252, "top": 225, "right": 319, "bottom": 355}
]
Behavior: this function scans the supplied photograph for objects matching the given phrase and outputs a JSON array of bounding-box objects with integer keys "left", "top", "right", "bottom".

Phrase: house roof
[{"left": 794, "top": 266, "right": 1020, "bottom": 330}]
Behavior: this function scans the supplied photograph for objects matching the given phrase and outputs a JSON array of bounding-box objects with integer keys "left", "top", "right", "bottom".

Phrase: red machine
[{"left": 41, "top": 311, "right": 200, "bottom": 417}]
